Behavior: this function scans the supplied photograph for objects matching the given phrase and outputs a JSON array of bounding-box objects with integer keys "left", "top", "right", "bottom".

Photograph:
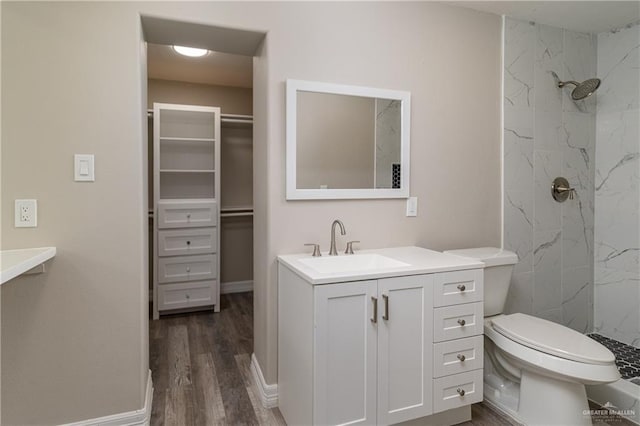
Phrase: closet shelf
[
  {"left": 221, "top": 211, "right": 254, "bottom": 218},
  {"left": 160, "top": 169, "right": 216, "bottom": 173},
  {"left": 159, "top": 137, "right": 215, "bottom": 142}
]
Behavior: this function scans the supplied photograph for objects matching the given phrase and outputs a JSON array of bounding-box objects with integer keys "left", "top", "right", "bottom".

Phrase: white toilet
[{"left": 444, "top": 247, "right": 620, "bottom": 426}]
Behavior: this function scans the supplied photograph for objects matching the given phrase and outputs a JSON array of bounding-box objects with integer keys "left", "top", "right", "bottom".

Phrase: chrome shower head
[
  {"left": 550, "top": 71, "right": 601, "bottom": 101},
  {"left": 570, "top": 78, "right": 601, "bottom": 100}
]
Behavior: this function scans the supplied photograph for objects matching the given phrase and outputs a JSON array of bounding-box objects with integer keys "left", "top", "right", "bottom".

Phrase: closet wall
[{"left": 148, "top": 78, "right": 253, "bottom": 293}]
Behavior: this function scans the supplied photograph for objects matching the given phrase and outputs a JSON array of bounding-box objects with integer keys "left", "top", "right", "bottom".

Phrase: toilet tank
[{"left": 443, "top": 247, "right": 518, "bottom": 316}]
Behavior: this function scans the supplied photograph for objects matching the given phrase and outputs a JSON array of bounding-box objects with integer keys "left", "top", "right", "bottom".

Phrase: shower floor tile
[{"left": 588, "top": 333, "right": 640, "bottom": 380}]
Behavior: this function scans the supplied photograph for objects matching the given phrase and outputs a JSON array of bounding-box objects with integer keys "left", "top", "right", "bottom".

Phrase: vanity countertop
[
  {"left": 277, "top": 246, "right": 484, "bottom": 285},
  {"left": 0, "top": 247, "right": 56, "bottom": 285}
]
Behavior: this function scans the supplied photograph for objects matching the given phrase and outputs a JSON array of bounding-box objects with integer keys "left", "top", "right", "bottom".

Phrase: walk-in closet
[{"left": 146, "top": 43, "right": 254, "bottom": 318}]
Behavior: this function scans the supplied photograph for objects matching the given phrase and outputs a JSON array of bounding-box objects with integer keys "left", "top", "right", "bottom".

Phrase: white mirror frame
[{"left": 286, "top": 79, "right": 411, "bottom": 200}]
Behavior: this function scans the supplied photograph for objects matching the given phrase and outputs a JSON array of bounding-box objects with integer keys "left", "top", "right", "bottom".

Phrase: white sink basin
[{"left": 298, "top": 253, "right": 410, "bottom": 274}]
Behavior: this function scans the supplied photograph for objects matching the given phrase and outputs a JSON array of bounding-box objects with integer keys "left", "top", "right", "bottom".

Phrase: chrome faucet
[{"left": 329, "top": 219, "right": 346, "bottom": 256}]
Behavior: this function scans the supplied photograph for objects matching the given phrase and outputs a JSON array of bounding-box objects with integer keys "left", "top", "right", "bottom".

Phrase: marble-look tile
[
  {"left": 536, "top": 307, "right": 563, "bottom": 325},
  {"left": 533, "top": 229, "right": 562, "bottom": 315},
  {"left": 563, "top": 30, "right": 597, "bottom": 114},
  {"left": 561, "top": 112, "right": 595, "bottom": 269},
  {"left": 595, "top": 110, "right": 640, "bottom": 200},
  {"left": 594, "top": 205, "right": 639, "bottom": 273},
  {"left": 504, "top": 106, "right": 534, "bottom": 192},
  {"left": 563, "top": 197, "right": 594, "bottom": 269},
  {"left": 562, "top": 266, "right": 592, "bottom": 333},
  {"left": 504, "top": 189, "right": 534, "bottom": 274},
  {"left": 504, "top": 18, "right": 535, "bottom": 108},
  {"left": 597, "top": 24, "right": 640, "bottom": 114},
  {"left": 505, "top": 271, "right": 534, "bottom": 315},
  {"left": 534, "top": 110, "right": 562, "bottom": 151},
  {"left": 594, "top": 110, "right": 640, "bottom": 274},
  {"left": 562, "top": 112, "right": 595, "bottom": 190},
  {"left": 534, "top": 24, "right": 563, "bottom": 113},
  {"left": 594, "top": 267, "right": 640, "bottom": 347},
  {"left": 534, "top": 150, "right": 562, "bottom": 230}
]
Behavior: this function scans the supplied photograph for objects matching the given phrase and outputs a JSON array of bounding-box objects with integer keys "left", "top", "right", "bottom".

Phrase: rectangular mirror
[{"left": 286, "top": 79, "right": 410, "bottom": 200}]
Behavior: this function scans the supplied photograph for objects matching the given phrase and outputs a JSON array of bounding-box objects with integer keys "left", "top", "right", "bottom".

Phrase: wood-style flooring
[{"left": 149, "top": 293, "right": 629, "bottom": 426}]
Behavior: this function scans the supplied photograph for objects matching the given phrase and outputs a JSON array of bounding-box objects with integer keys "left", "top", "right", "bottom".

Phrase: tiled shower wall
[
  {"left": 503, "top": 18, "right": 596, "bottom": 332},
  {"left": 594, "top": 23, "right": 640, "bottom": 347}
]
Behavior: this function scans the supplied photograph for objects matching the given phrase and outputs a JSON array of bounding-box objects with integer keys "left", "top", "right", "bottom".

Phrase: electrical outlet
[{"left": 15, "top": 199, "right": 37, "bottom": 227}]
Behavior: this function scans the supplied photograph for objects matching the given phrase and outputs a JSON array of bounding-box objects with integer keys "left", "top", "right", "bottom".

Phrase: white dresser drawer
[
  {"left": 433, "top": 369, "right": 483, "bottom": 414},
  {"left": 158, "top": 254, "right": 216, "bottom": 283},
  {"left": 158, "top": 200, "right": 217, "bottom": 229},
  {"left": 433, "top": 269, "right": 483, "bottom": 307},
  {"left": 433, "top": 302, "right": 483, "bottom": 342},
  {"left": 158, "top": 228, "right": 217, "bottom": 257},
  {"left": 433, "top": 336, "right": 483, "bottom": 378},
  {"left": 158, "top": 280, "right": 216, "bottom": 311}
]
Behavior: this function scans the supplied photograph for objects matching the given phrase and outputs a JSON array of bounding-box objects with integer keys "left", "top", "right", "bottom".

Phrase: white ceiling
[
  {"left": 449, "top": 1, "right": 640, "bottom": 34},
  {"left": 147, "top": 43, "right": 253, "bottom": 88},
  {"left": 146, "top": 2, "right": 639, "bottom": 87}
]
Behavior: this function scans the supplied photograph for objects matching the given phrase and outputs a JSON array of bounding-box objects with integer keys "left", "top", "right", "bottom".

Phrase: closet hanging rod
[
  {"left": 147, "top": 110, "right": 253, "bottom": 120},
  {"left": 220, "top": 212, "right": 254, "bottom": 218}
]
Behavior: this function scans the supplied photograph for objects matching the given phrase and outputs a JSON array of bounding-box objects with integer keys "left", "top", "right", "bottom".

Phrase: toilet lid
[{"left": 491, "top": 313, "right": 615, "bottom": 365}]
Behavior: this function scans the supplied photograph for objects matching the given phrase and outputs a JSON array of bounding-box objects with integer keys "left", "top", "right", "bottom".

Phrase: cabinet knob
[
  {"left": 186, "top": 241, "right": 191, "bottom": 245},
  {"left": 185, "top": 294, "right": 190, "bottom": 299},
  {"left": 456, "top": 388, "right": 465, "bottom": 396},
  {"left": 457, "top": 318, "right": 466, "bottom": 326},
  {"left": 186, "top": 267, "right": 191, "bottom": 273},
  {"left": 457, "top": 284, "right": 466, "bottom": 291},
  {"left": 457, "top": 354, "right": 466, "bottom": 362},
  {"left": 186, "top": 213, "right": 191, "bottom": 219}
]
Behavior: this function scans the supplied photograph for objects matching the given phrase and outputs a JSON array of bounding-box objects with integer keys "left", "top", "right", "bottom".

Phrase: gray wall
[
  {"left": 594, "top": 22, "right": 640, "bottom": 347},
  {"left": 2, "top": 3, "right": 149, "bottom": 424},
  {"left": 502, "top": 17, "right": 597, "bottom": 332},
  {"left": 2, "top": 2, "right": 502, "bottom": 423}
]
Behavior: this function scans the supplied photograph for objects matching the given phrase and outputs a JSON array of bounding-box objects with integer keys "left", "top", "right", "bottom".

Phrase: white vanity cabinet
[{"left": 278, "top": 247, "right": 485, "bottom": 426}]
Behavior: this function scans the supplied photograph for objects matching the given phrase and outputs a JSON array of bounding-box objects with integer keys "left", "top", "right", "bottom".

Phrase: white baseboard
[
  {"left": 250, "top": 353, "right": 278, "bottom": 408},
  {"left": 221, "top": 280, "right": 253, "bottom": 294},
  {"left": 62, "top": 370, "right": 153, "bottom": 426}
]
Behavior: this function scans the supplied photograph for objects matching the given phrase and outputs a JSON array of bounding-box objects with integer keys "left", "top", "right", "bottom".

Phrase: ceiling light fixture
[{"left": 172, "top": 45, "right": 209, "bottom": 58}]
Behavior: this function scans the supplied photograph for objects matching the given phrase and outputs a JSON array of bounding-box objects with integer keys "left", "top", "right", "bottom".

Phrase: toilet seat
[
  {"left": 491, "top": 313, "right": 615, "bottom": 365},
  {"left": 484, "top": 316, "right": 620, "bottom": 385}
]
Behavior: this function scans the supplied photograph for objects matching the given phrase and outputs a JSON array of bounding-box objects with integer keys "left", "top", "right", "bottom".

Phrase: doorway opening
[{"left": 140, "top": 16, "right": 278, "bottom": 424}]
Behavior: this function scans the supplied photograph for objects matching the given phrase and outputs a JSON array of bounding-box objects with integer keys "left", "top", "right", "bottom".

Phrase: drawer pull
[
  {"left": 457, "top": 388, "right": 465, "bottom": 397},
  {"left": 457, "top": 284, "right": 466, "bottom": 291},
  {"left": 186, "top": 213, "right": 191, "bottom": 219},
  {"left": 186, "top": 240, "right": 191, "bottom": 245},
  {"left": 185, "top": 294, "right": 190, "bottom": 299},
  {"left": 457, "top": 319, "right": 466, "bottom": 326},
  {"left": 186, "top": 267, "right": 191, "bottom": 273},
  {"left": 371, "top": 297, "right": 378, "bottom": 324},
  {"left": 457, "top": 354, "right": 466, "bottom": 362},
  {"left": 382, "top": 294, "right": 389, "bottom": 321}
]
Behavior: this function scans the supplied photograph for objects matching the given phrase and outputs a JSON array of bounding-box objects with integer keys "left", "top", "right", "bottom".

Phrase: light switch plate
[
  {"left": 74, "top": 154, "right": 95, "bottom": 181},
  {"left": 406, "top": 196, "right": 418, "bottom": 217},
  {"left": 15, "top": 199, "right": 37, "bottom": 227}
]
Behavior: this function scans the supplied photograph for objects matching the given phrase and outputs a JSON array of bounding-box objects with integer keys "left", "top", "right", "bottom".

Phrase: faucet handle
[
  {"left": 345, "top": 241, "right": 360, "bottom": 255},
  {"left": 304, "top": 243, "right": 322, "bottom": 257}
]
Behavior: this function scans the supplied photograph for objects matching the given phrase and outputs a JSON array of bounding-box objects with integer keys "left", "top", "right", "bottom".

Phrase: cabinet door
[
  {"left": 314, "top": 281, "right": 377, "bottom": 426},
  {"left": 377, "top": 275, "right": 434, "bottom": 425}
]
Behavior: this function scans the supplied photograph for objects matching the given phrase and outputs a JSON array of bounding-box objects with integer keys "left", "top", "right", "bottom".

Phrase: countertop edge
[
  {"left": 277, "top": 246, "right": 485, "bottom": 285},
  {"left": 0, "top": 247, "right": 57, "bottom": 285}
]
